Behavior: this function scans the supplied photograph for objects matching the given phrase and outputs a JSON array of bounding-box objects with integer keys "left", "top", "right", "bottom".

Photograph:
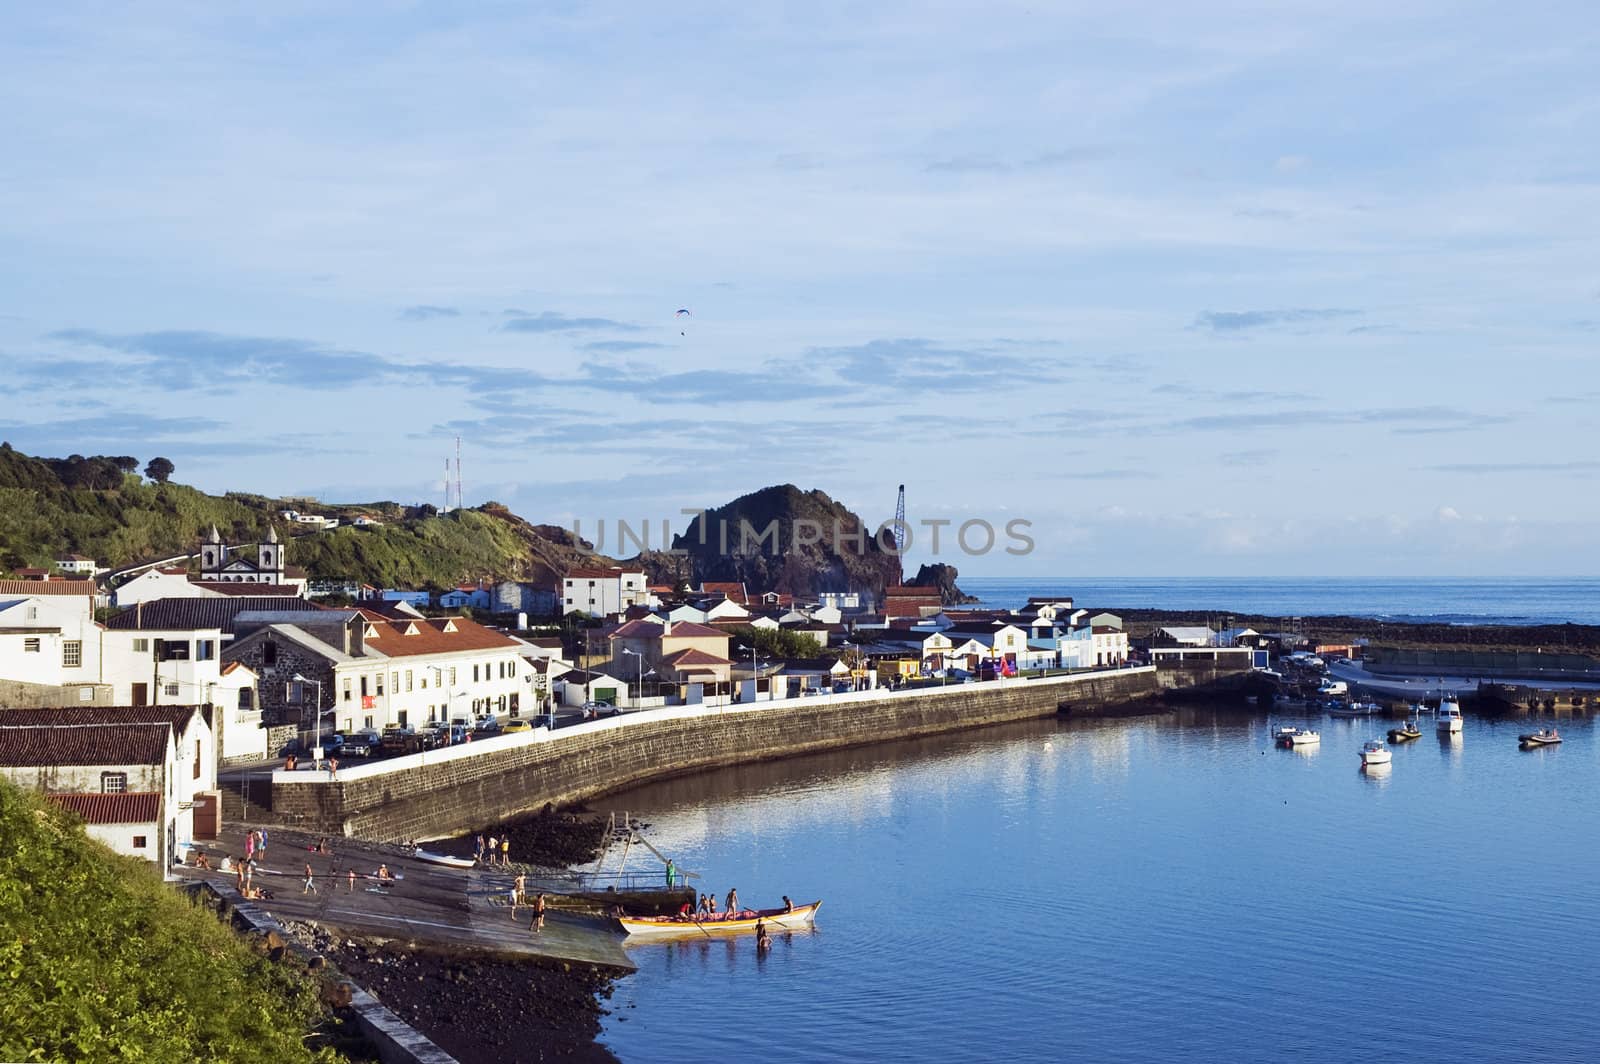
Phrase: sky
[{"left": 2, "top": 2, "right": 1598, "bottom": 577}]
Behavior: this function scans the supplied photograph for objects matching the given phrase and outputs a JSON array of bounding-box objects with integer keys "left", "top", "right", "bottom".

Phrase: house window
[
  {"left": 405, "top": 670, "right": 413, "bottom": 692},
  {"left": 359, "top": 675, "right": 369, "bottom": 697},
  {"left": 62, "top": 641, "right": 82, "bottom": 668},
  {"left": 397, "top": 710, "right": 408, "bottom": 727},
  {"left": 101, "top": 772, "right": 127, "bottom": 794},
  {"left": 132, "top": 638, "right": 149, "bottom": 653},
  {"left": 449, "top": 667, "right": 456, "bottom": 686},
  {"left": 194, "top": 740, "right": 202, "bottom": 780},
  {"left": 238, "top": 688, "right": 253, "bottom": 711},
  {"left": 376, "top": 675, "right": 385, "bottom": 695},
  {"left": 196, "top": 640, "right": 215, "bottom": 661},
  {"left": 164, "top": 683, "right": 180, "bottom": 697},
  {"left": 363, "top": 715, "right": 373, "bottom": 729},
  {"left": 263, "top": 641, "right": 278, "bottom": 666},
  {"left": 473, "top": 664, "right": 480, "bottom": 683},
  {"left": 78, "top": 687, "right": 93, "bottom": 702},
  {"left": 132, "top": 835, "right": 147, "bottom": 849},
  {"left": 391, "top": 671, "right": 399, "bottom": 691},
  {"left": 342, "top": 678, "right": 352, "bottom": 702},
  {"left": 23, "top": 637, "right": 40, "bottom": 653}
]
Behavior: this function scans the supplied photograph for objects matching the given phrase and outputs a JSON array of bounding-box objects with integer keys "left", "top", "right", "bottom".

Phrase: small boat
[
  {"left": 1276, "top": 727, "right": 1321, "bottom": 747},
  {"left": 617, "top": 900, "right": 822, "bottom": 939},
  {"left": 414, "top": 849, "right": 476, "bottom": 869},
  {"left": 1519, "top": 728, "right": 1562, "bottom": 747},
  {"left": 1387, "top": 721, "right": 1422, "bottom": 743},
  {"left": 1360, "top": 739, "right": 1392, "bottom": 766},
  {"left": 1328, "top": 701, "right": 1382, "bottom": 718},
  {"left": 1437, "top": 697, "right": 1463, "bottom": 734}
]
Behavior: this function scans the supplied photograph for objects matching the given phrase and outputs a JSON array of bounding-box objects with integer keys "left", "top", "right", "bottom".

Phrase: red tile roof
[
  {"left": 48, "top": 792, "right": 161, "bottom": 825},
  {"left": 664, "top": 621, "right": 728, "bottom": 639},
  {"left": 699, "top": 581, "right": 748, "bottom": 604},
  {"left": 564, "top": 567, "right": 644, "bottom": 580},
  {"left": 360, "top": 616, "right": 520, "bottom": 658},
  {"left": 0, "top": 723, "right": 171, "bottom": 766},
  {"left": 608, "top": 619, "right": 669, "bottom": 640},
  {"left": 661, "top": 648, "right": 733, "bottom": 667},
  {"left": 191, "top": 581, "right": 302, "bottom": 596},
  {"left": 0, "top": 579, "right": 96, "bottom": 597}
]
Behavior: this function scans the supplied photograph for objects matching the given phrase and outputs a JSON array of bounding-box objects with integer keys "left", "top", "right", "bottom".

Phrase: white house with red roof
[{"left": 561, "top": 566, "right": 651, "bottom": 617}]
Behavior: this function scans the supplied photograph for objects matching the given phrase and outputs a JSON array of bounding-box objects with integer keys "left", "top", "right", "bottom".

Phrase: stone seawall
[{"left": 274, "top": 669, "right": 1161, "bottom": 842}]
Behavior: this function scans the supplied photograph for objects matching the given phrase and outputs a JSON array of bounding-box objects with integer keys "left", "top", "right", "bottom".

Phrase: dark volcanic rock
[
  {"left": 664, "top": 484, "right": 903, "bottom": 598},
  {"left": 905, "top": 562, "right": 978, "bottom": 605}
]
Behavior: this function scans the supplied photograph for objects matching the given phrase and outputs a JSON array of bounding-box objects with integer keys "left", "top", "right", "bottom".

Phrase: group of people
[{"left": 474, "top": 833, "right": 512, "bottom": 867}]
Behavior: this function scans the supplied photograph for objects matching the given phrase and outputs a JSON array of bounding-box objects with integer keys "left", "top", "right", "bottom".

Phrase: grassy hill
[
  {"left": 0, "top": 780, "right": 339, "bottom": 1062},
  {"left": 0, "top": 444, "right": 614, "bottom": 591}
]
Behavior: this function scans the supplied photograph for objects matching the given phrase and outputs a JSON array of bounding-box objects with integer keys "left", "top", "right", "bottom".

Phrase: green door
[{"left": 595, "top": 687, "right": 617, "bottom": 705}]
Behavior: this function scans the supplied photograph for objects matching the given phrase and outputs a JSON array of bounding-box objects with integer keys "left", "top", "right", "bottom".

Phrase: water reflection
[{"left": 1360, "top": 762, "right": 1392, "bottom": 785}]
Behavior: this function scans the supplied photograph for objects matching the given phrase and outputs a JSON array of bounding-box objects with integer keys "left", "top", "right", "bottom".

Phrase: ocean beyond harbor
[
  {"left": 597, "top": 710, "right": 1600, "bottom": 1064},
  {"left": 958, "top": 576, "right": 1600, "bottom": 627}
]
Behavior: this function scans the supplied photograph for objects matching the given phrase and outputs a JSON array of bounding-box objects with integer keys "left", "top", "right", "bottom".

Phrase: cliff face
[
  {"left": 665, "top": 485, "right": 902, "bottom": 598},
  {"left": 906, "top": 562, "right": 979, "bottom": 605}
]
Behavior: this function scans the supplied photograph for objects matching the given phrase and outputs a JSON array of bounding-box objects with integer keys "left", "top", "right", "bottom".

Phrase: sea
[
  {"left": 597, "top": 711, "right": 1600, "bottom": 1064},
  {"left": 954, "top": 576, "right": 1600, "bottom": 627}
]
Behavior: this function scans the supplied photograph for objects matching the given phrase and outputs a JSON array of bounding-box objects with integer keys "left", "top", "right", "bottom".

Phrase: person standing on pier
[
  {"left": 500, "top": 836, "right": 510, "bottom": 867},
  {"left": 487, "top": 834, "right": 498, "bottom": 864},
  {"left": 259, "top": 828, "right": 269, "bottom": 858},
  {"left": 348, "top": 869, "right": 356, "bottom": 893},
  {"left": 303, "top": 863, "right": 317, "bottom": 894},
  {"left": 475, "top": 834, "right": 485, "bottom": 862},
  {"left": 532, "top": 892, "right": 546, "bottom": 932},
  {"left": 666, "top": 858, "right": 676, "bottom": 887}
]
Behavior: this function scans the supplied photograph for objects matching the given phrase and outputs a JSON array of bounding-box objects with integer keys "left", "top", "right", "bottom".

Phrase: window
[
  {"left": 62, "top": 641, "right": 82, "bottom": 668},
  {"left": 78, "top": 686, "right": 94, "bottom": 702},
  {"left": 405, "top": 670, "right": 413, "bottom": 692},
  {"left": 238, "top": 688, "right": 253, "bottom": 711},
  {"left": 363, "top": 715, "right": 373, "bottom": 729},
  {"left": 449, "top": 667, "right": 456, "bottom": 686},
  {"left": 101, "top": 772, "right": 127, "bottom": 794},
  {"left": 420, "top": 675, "right": 429, "bottom": 690},
  {"left": 132, "top": 835, "right": 147, "bottom": 849},
  {"left": 196, "top": 640, "right": 215, "bottom": 661},
  {"left": 164, "top": 683, "right": 180, "bottom": 697},
  {"left": 359, "top": 675, "right": 368, "bottom": 697},
  {"left": 23, "top": 637, "right": 40, "bottom": 653},
  {"left": 391, "top": 671, "right": 399, "bottom": 691},
  {"left": 376, "top": 675, "right": 385, "bottom": 696},
  {"left": 342, "top": 678, "right": 352, "bottom": 702},
  {"left": 263, "top": 641, "right": 278, "bottom": 666},
  {"left": 397, "top": 710, "right": 408, "bottom": 728},
  {"left": 193, "top": 740, "right": 202, "bottom": 780},
  {"left": 132, "top": 638, "right": 149, "bottom": 653},
  {"left": 473, "top": 664, "right": 480, "bottom": 683}
]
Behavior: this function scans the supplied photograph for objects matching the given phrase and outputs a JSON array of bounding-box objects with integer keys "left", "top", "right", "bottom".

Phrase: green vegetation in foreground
[{"left": 0, "top": 781, "right": 340, "bottom": 1063}]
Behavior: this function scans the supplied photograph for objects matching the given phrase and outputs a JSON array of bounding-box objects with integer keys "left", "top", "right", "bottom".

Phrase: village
[{"left": 0, "top": 525, "right": 1281, "bottom": 875}]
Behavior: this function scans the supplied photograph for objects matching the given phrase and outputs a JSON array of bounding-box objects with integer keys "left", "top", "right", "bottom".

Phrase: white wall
[
  {"left": 0, "top": 596, "right": 101, "bottom": 687},
  {"left": 112, "top": 570, "right": 210, "bottom": 606},
  {"left": 331, "top": 647, "right": 531, "bottom": 732}
]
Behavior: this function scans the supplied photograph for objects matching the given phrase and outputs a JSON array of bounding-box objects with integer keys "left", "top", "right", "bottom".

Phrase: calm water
[
  {"left": 598, "top": 711, "right": 1600, "bottom": 1063},
  {"left": 957, "top": 576, "right": 1600, "bottom": 626}
]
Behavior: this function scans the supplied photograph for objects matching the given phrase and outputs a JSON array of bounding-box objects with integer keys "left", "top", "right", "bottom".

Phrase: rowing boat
[
  {"left": 617, "top": 900, "right": 822, "bottom": 938},
  {"left": 414, "top": 849, "right": 475, "bottom": 869}
]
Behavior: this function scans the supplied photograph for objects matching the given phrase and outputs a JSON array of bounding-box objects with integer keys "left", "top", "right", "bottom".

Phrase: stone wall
[
  {"left": 273, "top": 669, "right": 1160, "bottom": 841},
  {"left": 0, "top": 678, "right": 114, "bottom": 708}
]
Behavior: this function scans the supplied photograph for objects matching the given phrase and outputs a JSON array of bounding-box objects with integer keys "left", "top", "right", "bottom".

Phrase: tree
[
  {"left": 144, "top": 457, "right": 175, "bottom": 483},
  {"left": 112, "top": 456, "right": 139, "bottom": 474}
]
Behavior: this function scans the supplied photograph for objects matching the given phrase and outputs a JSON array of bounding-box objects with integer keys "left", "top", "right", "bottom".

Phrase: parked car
[
  {"left": 380, "top": 725, "right": 416, "bottom": 753},
  {"left": 580, "top": 701, "right": 620, "bottom": 719},
  {"left": 474, "top": 717, "right": 503, "bottom": 736},
  {"left": 336, "top": 730, "right": 379, "bottom": 757},
  {"left": 502, "top": 719, "right": 533, "bottom": 733}
]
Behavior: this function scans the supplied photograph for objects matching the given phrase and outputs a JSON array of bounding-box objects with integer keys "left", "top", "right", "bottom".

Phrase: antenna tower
[
  {"left": 455, "top": 436, "right": 464, "bottom": 512},
  {"left": 892, "top": 484, "right": 908, "bottom": 552},
  {"left": 444, "top": 457, "right": 452, "bottom": 511}
]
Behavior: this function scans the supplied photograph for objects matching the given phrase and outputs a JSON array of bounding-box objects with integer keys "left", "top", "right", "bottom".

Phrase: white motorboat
[
  {"left": 1359, "top": 739, "right": 1392, "bottom": 766},
  {"left": 1327, "top": 701, "right": 1382, "bottom": 718},
  {"left": 1275, "top": 727, "right": 1321, "bottom": 747},
  {"left": 1436, "top": 697, "right": 1463, "bottom": 734}
]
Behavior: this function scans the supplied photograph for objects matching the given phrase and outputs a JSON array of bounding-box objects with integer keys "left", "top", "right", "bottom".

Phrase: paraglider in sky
[{"left": 676, "top": 308, "right": 691, "bottom": 336}]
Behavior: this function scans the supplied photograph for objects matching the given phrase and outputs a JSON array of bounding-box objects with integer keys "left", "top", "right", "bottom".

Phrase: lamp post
[
  {"left": 623, "top": 648, "right": 646, "bottom": 710},
  {"left": 291, "top": 673, "right": 323, "bottom": 749}
]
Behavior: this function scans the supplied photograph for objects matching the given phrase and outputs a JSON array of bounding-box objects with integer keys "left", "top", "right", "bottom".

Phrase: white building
[
  {"left": 1157, "top": 626, "right": 1216, "bottom": 648},
  {"left": 1059, "top": 625, "right": 1130, "bottom": 668},
  {"left": 224, "top": 609, "right": 533, "bottom": 734},
  {"left": 0, "top": 704, "right": 217, "bottom": 874},
  {"left": 53, "top": 554, "right": 99, "bottom": 576},
  {"left": 562, "top": 567, "right": 650, "bottom": 617}
]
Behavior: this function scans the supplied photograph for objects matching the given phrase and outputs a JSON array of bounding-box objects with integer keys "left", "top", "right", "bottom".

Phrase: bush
[{"left": 0, "top": 782, "right": 338, "bottom": 1063}]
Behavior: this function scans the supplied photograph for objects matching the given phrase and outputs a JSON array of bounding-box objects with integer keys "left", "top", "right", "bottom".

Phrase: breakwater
[{"left": 274, "top": 667, "right": 1200, "bottom": 841}]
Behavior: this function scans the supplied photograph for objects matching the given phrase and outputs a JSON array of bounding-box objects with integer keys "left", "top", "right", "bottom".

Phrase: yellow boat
[{"left": 616, "top": 900, "right": 822, "bottom": 939}]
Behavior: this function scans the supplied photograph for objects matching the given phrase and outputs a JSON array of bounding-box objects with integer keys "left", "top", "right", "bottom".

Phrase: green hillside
[
  {"left": 0, "top": 780, "right": 339, "bottom": 1062},
  {"left": 0, "top": 444, "right": 614, "bottom": 591}
]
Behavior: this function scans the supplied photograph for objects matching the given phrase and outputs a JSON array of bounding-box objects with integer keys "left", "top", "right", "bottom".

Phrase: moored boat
[
  {"left": 1437, "top": 697, "right": 1463, "bottom": 734},
  {"left": 1519, "top": 727, "right": 1562, "bottom": 748},
  {"left": 1360, "top": 739, "right": 1392, "bottom": 766},
  {"left": 617, "top": 900, "right": 822, "bottom": 939},
  {"left": 1329, "top": 701, "right": 1383, "bottom": 718},
  {"left": 414, "top": 849, "right": 476, "bottom": 869},
  {"left": 1387, "top": 721, "right": 1422, "bottom": 743},
  {"left": 1275, "top": 727, "right": 1320, "bottom": 747}
]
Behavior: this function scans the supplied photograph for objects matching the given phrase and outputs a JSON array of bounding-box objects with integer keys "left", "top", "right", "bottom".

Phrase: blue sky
[{"left": 2, "top": 3, "right": 1598, "bottom": 576}]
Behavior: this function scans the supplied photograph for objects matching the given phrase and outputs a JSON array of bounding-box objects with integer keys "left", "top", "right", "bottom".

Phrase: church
[{"left": 199, "top": 525, "right": 287, "bottom": 583}]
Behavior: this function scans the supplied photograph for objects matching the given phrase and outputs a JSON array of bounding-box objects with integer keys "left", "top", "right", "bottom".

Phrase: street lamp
[
  {"left": 291, "top": 674, "right": 323, "bottom": 748},
  {"left": 622, "top": 648, "right": 647, "bottom": 710}
]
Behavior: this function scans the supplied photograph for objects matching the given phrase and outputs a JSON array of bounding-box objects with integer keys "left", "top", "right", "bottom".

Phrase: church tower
[
  {"left": 257, "top": 525, "right": 284, "bottom": 583},
  {"left": 200, "top": 525, "right": 223, "bottom": 578}
]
